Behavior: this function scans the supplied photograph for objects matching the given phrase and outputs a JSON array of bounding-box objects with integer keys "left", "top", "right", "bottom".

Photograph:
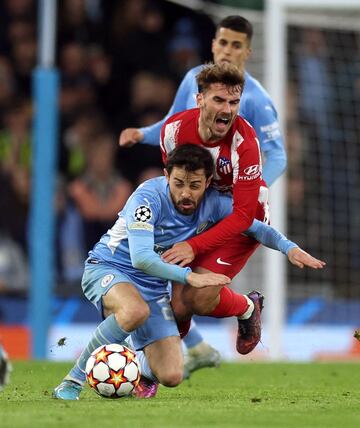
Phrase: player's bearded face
[
  {"left": 198, "top": 83, "right": 240, "bottom": 141},
  {"left": 166, "top": 167, "right": 210, "bottom": 215}
]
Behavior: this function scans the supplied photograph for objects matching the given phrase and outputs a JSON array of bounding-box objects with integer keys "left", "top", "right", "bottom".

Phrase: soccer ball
[{"left": 85, "top": 344, "right": 141, "bottom": 398}]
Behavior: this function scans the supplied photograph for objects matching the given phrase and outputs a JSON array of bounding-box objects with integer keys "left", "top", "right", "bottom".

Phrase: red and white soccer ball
[{"left": 85, "top": 344, "right": 141, "bottom": 398}]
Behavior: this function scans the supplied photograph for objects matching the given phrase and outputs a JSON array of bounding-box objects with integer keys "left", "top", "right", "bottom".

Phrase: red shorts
[
  {"left": 190, "top": 234, "right": 260, "bottom": 279},
  {"left": 190, "top": 182, "right": 268, "bottom": 279}
]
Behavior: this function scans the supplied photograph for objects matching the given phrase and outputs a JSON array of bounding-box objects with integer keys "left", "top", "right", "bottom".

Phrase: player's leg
[
  {"left": 68, "top": 282, "right": 148, "bottom": 382},
  {"left": 145, "top": 336, "right": 183, "bottom": 386},
  {"left": 53, "top": 264, "right": 149, "bottom": 400},
  {"left": 184, "top": 280, "right": 264, "bottom": 355},
  {"left": 131, "top": 296, "right": 182, "bottom": 398},
  {"left": 183, "top": 320, "right": 203, "bottom": 349},
  {"left": 182, "top": 268, "right": 251, "bottom": 316},
  {"left": 170, "top": 282, "right": 221, "bottom": 378},
  {"left": 183, "top": 320, "right": 221, "bottom": 379},
  {"left": 184, "top": 236, "right": 264, "bottom": 355},
  {"left": 133, "top": 336, "right": 183, "bottom": 398}
]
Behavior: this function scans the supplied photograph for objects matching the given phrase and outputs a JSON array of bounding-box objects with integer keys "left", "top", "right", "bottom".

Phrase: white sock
[
  {"left": 135, "top": 350, "right": 158, "bottom": 383},
  {"left": 237, "top": 296, "right": 254, "bottom": 320}
]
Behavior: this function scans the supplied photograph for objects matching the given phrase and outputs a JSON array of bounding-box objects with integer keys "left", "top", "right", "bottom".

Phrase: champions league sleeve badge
[{"left": 134, "top": 205, "right": 152, "bottom": 222}]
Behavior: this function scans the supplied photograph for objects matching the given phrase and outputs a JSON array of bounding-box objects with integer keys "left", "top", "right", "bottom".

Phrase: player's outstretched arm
[
  {"left": 244, "top": 219, "right": 326, "bottom": 270},
  {"left": 186, "top": 272, "right": 230, "bottom": 289},
  {"left": 119, "top": 128, "right": 144, "bottom": 147},
  {"left": 287, "top": 247, "right": 326, "bottom": 269}
]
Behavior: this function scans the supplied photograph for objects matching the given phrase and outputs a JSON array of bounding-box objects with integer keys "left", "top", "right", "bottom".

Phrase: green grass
[{"left": 1, "top": 361, "right": 359, "bottom": 428}]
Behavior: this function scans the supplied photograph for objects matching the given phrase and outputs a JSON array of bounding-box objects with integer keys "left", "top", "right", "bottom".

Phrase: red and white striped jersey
[{"left": 160, "top": 108, "right": 265, "bottom": 255}]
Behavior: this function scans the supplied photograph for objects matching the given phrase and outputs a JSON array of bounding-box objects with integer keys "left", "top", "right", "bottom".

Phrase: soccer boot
[
  {"left": 133, "top": 376, "right": 158, "bottom": 398},
  {"left": 52, "top": 380, "right": 83, "bottom": 400},
  {"left": 236, "top": 290, "right": 264, "bottom": 355},
  {"left": 183, "top": 342, "right": 221, "bottom": 379}
]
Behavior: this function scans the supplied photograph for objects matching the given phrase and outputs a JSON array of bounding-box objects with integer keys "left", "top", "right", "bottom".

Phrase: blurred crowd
[
  {"left": 0, "top": 0, "right": 215, "bottom": 295},
  {"left": 0, "top": 0, "right": 359, "bottom": 298},
  {"left": 286, "top": 27, "right": 360, "bottom": 294}
]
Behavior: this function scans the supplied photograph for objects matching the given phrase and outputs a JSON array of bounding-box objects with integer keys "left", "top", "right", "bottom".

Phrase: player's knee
[
  {"left": 190, "top": 299, "right": 215, "bottom": 316},
  {"left": 157, "top": 368, "right": 183, "bottom": 387},
  {"left": 116, "top": 302, "right": 150, "bottom": 331},
  {"left": 182, "top": 288, "right": 217, "bottom": 315},
  {"left": 171, "top": 298, "right": 191, "bottom": 321}
]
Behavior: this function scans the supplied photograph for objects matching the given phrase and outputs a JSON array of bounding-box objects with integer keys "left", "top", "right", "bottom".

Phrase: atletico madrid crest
[{"left": 218, "top": 157, "right": 231, "bottom": 174}]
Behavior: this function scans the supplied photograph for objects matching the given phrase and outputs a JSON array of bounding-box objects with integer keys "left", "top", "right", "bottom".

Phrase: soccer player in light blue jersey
[
  {"left": 53, "top": 145, "right": 324, "bottom": 400},
  {"left": 119, "top": 15, "right": 287, "bottom": 376}
]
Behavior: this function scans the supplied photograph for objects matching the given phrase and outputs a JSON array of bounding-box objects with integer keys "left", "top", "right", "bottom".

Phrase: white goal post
[{"left": 264, "top": 0, "right": 360, "bottom": 359}]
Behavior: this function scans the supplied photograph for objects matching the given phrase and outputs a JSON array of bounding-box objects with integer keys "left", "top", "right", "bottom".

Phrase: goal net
[{"left": 285, "top": 7, "right": 360, "bottom": 298}]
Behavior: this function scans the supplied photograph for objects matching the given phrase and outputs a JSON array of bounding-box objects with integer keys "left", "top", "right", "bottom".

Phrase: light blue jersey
[
  {"left": 88, "top": 177, "right": 232, "bottom": 300},
  {"left": 83, "top": 176, "right": 297, "bottom": 349},
  {"left": 87, "top": 177, "right": 296, "bottom": 301},
  {"left": 140, "top": 67, "right": 287, "bottom": 186}
]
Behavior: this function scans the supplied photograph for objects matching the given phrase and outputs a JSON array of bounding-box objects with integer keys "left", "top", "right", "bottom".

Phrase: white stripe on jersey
[
  {"left": 107, "top": 216, "right": 127, "bottom": 254},
  {"left": 255, "top": 137, "right": 262, "bottom": 172},
  {"left": 240, "top": 119, "right": 263, "bottom": 174},
  {"left": 204, "top": 145, "right": 221, "bottom": 181},
  {"left": 231, "top": 130, "right": 244, "bottom": 184},
  {"left": 224, "top": 163, "right": 231, "bottom": 174},
  {"left": 162, "top": 120, "right": 181, "bottom": 155}
]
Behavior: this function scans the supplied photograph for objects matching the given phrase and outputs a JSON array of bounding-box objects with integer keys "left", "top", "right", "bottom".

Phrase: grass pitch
[{"left": 1, "top": 361, "right": 359, "bottom": 428}]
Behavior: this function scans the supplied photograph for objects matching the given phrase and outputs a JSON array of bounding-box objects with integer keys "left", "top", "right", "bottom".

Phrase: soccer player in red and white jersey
[{"left": 160, "top": 62, "right": 268, "bottom": 355}]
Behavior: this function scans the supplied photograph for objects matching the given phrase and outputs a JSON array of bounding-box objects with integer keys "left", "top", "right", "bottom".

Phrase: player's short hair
[
  {"left": 216, "top": 15, "right": 253, "bottom": 41},
  {"left": 165, "top": 144, "right": 214, "bottom": 179},
  {"left": 196, "top": 62, "right": 244, "bottom": 94}
]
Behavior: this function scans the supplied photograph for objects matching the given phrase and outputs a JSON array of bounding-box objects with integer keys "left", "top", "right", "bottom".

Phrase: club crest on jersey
[
  {"left": 196, "top": 222, "right": 208, "bottom": 234},
  {"left": 134, "top": 205, "right": 152, "bottom": 222},
  {"left": 101, "top": 274, "right": 114, "bottom": 288},
  {"left": 218, "top": 157, "right": 231, "bottom": 174}
]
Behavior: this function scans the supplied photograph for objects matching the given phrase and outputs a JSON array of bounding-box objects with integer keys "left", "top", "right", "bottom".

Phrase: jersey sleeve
[
  {"left": 244, "top": 219, "right": 298, "bottom": 255},
  {"left": 187, "top": 128, "right": 262, "bottom": 255},
  {"left": 139, "top": 69, "right": 197, "bottom": 147},
  {"left": 160, "top": 116, "right": 181, "bottom": 164},
  {"left": 244, "top": 93, "right": 287, "bottom": 186},
  {"left": 124, "top": 188, "right": 192, "bottom": 284},
  {"left": 160, "top": 120, "right": 168, "bottom": 164}
]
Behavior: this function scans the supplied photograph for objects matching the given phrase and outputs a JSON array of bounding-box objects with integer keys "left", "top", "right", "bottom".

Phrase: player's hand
[
  {"left": 162, "top": 242, "right": 194, "bottom": 266},
  {"left": 288, "top": 247, "right": 326, "bottom": 269},
  {"left": 186, "top": 272, "right": 231, "bottom": 289},
  {"left": 119, "top": 128, "right": 144, "bottom": 147}
]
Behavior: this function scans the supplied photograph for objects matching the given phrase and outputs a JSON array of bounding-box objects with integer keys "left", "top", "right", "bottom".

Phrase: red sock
[{"left": 209, "top": 286, "right": 249, "bottom": 318}]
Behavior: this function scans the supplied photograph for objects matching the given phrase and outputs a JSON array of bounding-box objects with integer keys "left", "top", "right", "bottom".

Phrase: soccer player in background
[
  {"left": 53, "top": 145, "right": 324, "bottom": 400},
  {"left": 119, "top": 15, "right": 287, "bottom": 375}
]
